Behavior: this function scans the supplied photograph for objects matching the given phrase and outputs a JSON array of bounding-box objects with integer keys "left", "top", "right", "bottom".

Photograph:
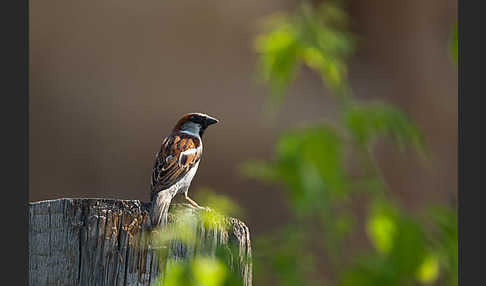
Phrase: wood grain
[{"left": 28, "top": 198, "right": 252, "bottom": 286}]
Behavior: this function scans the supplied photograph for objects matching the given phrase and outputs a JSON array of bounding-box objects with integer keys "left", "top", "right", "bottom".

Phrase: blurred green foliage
[
  {"left": 152, "top": 2, "right": 457, "bottom": 286},
  {"left": 244, "top": 1, "right": 457, "bottom": 285},
  {"left": 195, "top": 188, "right": 244, "bottom": 219},
  {"left": 255, "top": 1, "right": 355, "bottom": 103},
  {"left": 153, "top": 257, "right": 231, "bottom": 286},
  {"left": 151, "top": 205, "right": 245, "bottom": 286},
  {"left": 344, "top": 103, "right": 426, "bottom": 154}
]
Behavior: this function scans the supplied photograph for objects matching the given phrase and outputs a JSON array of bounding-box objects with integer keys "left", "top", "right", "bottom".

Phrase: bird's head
[{"left": 173, "top": 112, "right": 219, "bottom": 137}]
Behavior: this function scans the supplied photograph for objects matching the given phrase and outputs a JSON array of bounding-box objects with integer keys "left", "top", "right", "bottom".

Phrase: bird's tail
[{"left": 151, "top": 188, "right": 178, "bottom": 227}]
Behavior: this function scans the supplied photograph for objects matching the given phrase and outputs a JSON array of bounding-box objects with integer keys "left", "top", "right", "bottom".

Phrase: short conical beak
[{"left": 205, "top": 116, "right": 219, "bottom": 126}]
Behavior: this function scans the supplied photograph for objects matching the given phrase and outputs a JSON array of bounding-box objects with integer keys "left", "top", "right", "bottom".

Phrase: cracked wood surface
[{"left": 28, "top": 198, "right": 252, "bottom": 286}]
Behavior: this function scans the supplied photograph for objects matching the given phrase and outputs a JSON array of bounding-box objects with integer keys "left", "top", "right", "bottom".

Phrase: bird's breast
[{"left": 174, "top": 161, "right": 200, "bottom": 193}]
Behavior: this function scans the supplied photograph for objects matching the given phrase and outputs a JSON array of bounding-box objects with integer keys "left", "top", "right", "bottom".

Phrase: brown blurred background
[{"left": 29, "top": 0, "right": 457, "bottom": 236}]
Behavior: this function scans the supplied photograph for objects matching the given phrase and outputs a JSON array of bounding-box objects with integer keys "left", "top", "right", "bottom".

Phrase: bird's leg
[{"left": 184, "top": 192, "right": 205, "bottom": 209}]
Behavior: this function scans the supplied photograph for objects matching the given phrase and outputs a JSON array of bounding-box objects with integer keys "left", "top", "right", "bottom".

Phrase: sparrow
[{"left": 150, "top": 112, "right": 219, "bottom": 226}]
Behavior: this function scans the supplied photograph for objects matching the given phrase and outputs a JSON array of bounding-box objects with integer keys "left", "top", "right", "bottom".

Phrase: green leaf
[
  {"left": 274, "top": 125, "right": 348, "bottom": 213},
  {"left": 344, "top": 102, "right": 426, "bottom": 154},
  {"left": 195, "top": 188, "right": 243, "bottom": 219},
  {"left": 255, "top": 14, "right": 300, "bottom": 97},
  {"left": 160, "top": 262, "right": 191, "bottom": 286},
  {"left": 427, "top": 206, "right": 458, "bottom": 286},
  {"left": 255, "top": 1, "right": 355, "bottom": 102},
  {"left": 416, "top": 253, "right": 440, "bottom": 284},
  {"left": 366, "top": 209, "right": 397, "bottom": 254},
  {"left": 345, "top": 200, "right": 431, "bottom": 285},
  {"left": 241, "top": 124, "right": 348, "bottom": 215},
  {"left": 193, "top": 257, "right": 228, "bottom": 286}
]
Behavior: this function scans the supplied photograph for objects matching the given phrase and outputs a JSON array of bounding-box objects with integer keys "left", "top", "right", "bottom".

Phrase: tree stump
[{"left": 28, "top": 198, "right": 252, "bottom": 286}]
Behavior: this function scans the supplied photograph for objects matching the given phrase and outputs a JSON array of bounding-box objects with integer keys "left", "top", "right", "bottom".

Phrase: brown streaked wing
[{"left": 150, "top": 132, "right": 202, "bottom": 197}]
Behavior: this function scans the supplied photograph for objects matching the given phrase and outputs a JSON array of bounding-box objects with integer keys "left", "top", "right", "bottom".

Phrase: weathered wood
[{"left": 28, "top": 198, "right": 252, "bottom": 286}]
